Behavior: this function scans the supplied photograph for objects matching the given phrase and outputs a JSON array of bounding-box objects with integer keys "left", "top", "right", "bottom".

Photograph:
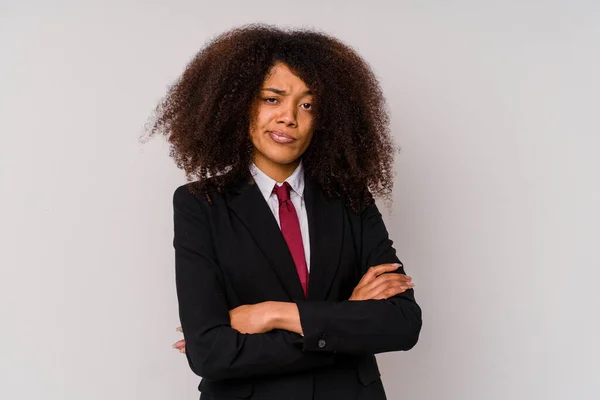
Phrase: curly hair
[{"left": 143, "top": 24, "right": 397, "bottom": 213}]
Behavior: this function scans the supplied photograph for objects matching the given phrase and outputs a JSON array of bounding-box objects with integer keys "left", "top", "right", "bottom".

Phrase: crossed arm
[
  {"left": 173, "top": 188, "right": 422, "bottom": 381},
  {"left": 173, "top": 263, "right": 413, "bottom": 350}
]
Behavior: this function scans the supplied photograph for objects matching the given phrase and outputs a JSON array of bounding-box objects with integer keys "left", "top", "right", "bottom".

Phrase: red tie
[{"left": 273, "top": 182, "right": 309, "bottom": 297}]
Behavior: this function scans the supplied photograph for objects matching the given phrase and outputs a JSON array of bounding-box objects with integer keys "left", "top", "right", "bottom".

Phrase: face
[{"left": 249, "top": 62, "right": 315, "bottom": 176}]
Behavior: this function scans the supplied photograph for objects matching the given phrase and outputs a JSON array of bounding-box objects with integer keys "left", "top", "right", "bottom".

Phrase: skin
[
  {"left": 249, "top": 62, "right": 315, "bottom": 183},
  {"left": 172, "top": 63, "right": 414, "bottom": 353}
]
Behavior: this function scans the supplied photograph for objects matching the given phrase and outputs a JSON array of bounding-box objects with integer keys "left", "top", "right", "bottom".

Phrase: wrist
[
  {"left": 264, "top": 301, "right": 282, "bottom": 331},
  {"left": 266, "top": 301, "right": 300, "bottom": 333}
]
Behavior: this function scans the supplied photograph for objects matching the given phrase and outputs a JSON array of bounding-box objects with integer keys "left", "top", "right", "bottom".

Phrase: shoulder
[
  {"left": 173, "top": 177, "right": 245, "bottom": 210},
  {"left": 173, "top": 182, "right": 218, "bottom": 212},
  {"left": 172, "top": 182, "right": 228, "bottom": 227},
  {"left": 172, "top": 184, "right": 205, "bottom": 222},
  {"left": 173, "top": 182, "right": 204, "bottom": 204}
]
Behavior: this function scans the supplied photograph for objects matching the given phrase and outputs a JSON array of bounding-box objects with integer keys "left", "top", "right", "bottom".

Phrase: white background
[{"left": 1, "top": 1, "right": 599, "bottom": 399}]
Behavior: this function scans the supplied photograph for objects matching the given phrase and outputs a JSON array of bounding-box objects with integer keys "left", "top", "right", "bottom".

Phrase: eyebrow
[{"left": 261, "top": 87, "right": 313, "bottom": 96}]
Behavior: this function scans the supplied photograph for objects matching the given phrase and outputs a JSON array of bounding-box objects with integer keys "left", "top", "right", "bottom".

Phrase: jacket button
[{"left": 318, "top": 339, "right": 326, "bottom": 348}]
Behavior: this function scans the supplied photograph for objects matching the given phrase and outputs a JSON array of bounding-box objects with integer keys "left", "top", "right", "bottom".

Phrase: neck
[{"left": 253, "top": 156, "right": 300, "bottom": 183}]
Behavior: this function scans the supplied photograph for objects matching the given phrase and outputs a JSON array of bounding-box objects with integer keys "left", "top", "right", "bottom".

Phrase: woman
[{"left": 147, "top": 24, "right": 422, "bottom": 400}]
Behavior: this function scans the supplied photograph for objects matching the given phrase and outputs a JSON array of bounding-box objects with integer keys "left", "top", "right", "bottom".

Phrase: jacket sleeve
[
  {"left": 173, "top": 186, "right": 335, "bottom": 381},
  {"left": 296, "top": 201, "right": 423, "bottom": 354}
]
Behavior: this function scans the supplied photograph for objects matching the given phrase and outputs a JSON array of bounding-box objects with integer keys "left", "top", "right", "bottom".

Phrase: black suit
[{"left": 173, "top": 174, "right": 422, "bottom": 400}]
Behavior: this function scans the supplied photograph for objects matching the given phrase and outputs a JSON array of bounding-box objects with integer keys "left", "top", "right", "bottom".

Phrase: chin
[
  {"left": 259, "top": 145, "right": 302, "bottom": 164},
  {"left": 266, "top": 153, "right": 301, "bottom": 165}
]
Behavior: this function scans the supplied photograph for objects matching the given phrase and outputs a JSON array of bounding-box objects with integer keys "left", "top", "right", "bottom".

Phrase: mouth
[{"left": 268, "top": 130, "right": 295, "bottom": 144}]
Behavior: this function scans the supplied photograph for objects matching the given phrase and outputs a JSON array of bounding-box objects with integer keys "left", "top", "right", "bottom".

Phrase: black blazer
[{"left": 173, "top": 174, "right": 422, "bottom": 400}]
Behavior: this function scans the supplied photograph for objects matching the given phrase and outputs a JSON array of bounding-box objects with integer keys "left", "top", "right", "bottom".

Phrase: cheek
[
  {"left": 249, "top": 104, "right": 266, "bottom": 134},
  {"left": 254, "top": 106, "right": 274, "bottom": 129},
  {"left": 300, "top": 116, "right": 315, "bottom": 142},
  {"left": 303, "top": 132, "right": 315, "bottom": 148}
]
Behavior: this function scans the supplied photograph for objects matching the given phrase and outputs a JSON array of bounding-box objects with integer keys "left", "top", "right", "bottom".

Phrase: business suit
[{"left": 173, "top": 172, "right": 422, "bottom": 399}]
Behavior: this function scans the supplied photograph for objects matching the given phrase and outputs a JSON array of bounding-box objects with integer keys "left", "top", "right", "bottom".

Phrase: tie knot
[{"left": 273, "top": 182, "right": 292, "bottom": 203}]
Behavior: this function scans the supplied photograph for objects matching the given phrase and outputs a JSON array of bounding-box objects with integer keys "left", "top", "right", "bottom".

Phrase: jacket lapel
[
  {"left": 227, "top": 179, "right": 306, "bottom": 301},
  {"left": 304, "top": 176, "right": 343, "bottom": 300},
  {"left": 226, "top": 175, "right": 344, "bottom": 302}
]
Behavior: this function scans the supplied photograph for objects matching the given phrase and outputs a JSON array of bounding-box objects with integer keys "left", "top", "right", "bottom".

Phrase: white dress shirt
[{"left": 249, "top": 161, "right": 311, "bottom": 272}]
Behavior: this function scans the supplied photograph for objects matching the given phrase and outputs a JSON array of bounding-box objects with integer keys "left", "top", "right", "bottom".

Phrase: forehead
[{"left": 263, "top": 63, "right": 310, "bottom": 92}]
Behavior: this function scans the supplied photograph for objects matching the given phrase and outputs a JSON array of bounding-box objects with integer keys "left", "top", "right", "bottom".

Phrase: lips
[{"left": 268, "top": 130, "right": 295, "bottom": 144}]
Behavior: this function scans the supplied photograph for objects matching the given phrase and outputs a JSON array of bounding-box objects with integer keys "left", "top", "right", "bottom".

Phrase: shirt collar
[{"left": 249, "top": 160, "right": 305, "bottom": 202}]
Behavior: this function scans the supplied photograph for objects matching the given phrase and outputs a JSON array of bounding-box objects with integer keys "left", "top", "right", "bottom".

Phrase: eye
[
  {"left": 300, "top": 103, "right": 312, "bottom": 110},
  {"left": 263, "top": 97, "right": 278, "bottom": 104}
]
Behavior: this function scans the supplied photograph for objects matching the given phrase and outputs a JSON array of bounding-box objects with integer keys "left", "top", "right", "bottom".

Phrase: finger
[
  {"left": 370, "top": 286, "right": 409, "bottom": 300},
  {"left": 359, "top": 273, "right": 412, "bottom": 295},
  {"left": 370, "top": 263, "right": 403, "bottom": 278},
  {"left": 377, "top": 273, "right": 412, "bottom": 285},
  {"left": 364, "top": 277, "right": 414, "bottom": 300},
  {"left": 370, "top": 282, "right": 414, "bottom": 300},
  {"left": 172, "top": 339, "right": 185, "bottom": 349},
  {"left": 179, "top": 347, "right": 186, "bottom": 354},
  {"left": 176, "top": 326, "right": 182, "bottom": 333},
  {"left": 380, "top": 273, "right": 412, "bottom": 282},
  {"left": 356, "top": 263, "right": 402, "bottom": 290}
]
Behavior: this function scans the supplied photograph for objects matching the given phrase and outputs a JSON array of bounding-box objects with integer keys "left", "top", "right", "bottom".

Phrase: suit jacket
[{"left": 173, "top": 174, "right": 422, "bottom": 400}]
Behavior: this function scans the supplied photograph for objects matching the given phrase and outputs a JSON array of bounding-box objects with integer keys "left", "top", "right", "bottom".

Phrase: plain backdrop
[{"left": 1, "top": 1, "right": 599, "bottom": 399}]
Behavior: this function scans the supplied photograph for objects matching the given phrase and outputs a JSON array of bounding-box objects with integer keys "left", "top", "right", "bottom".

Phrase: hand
[
  {"left": 229, "top": 302, "right": 274, "bottom": 334},
  {"left": 172, "top": 326, "right": 186, "bottom": 354},
  {"left": 172, "top": 302, "right": 275, "bottom": 353},
  {"left": 349, "top": 263, "right": 414, "bottom": 301}
]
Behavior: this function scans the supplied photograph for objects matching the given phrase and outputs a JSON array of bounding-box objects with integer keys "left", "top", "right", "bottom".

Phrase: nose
[{"left": 276, "top": 103, "right": 297, "bottom": 127}]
